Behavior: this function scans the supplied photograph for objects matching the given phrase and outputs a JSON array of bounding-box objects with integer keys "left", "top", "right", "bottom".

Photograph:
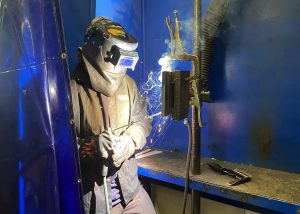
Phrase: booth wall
[
  {"left": 95, "top": 0, "right": 144, "bottom": 82},
  {"left": 143, "top": 0, "right": 300, "bottom": 174},
  {"left": 61, "top": 0, "right": 95, "bottom": 71}
]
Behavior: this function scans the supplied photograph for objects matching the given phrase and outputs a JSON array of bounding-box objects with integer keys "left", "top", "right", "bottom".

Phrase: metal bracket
[{"left": 166, "top": 11, "right": 202, "bottom": 127}]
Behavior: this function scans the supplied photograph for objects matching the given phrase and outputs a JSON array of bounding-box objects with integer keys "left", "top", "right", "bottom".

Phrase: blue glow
[
  {"left": 96, "top": 0, "right": 115, "bottom": 20},
  {"left": 19, "top": 18, "right": 36, "bottom": 88},
  {"left": 18, "top": 96, "right": 24, "bottom": 140},
  {"left": 118, "top": 57, "right": 134, "bottom": 67},
  {"left": 18, "top": 162, "right": 24, "bottom": 214},
  {"left": 18, "top": 19, "right": 35, "bottom": 214},
  {"left": 19, "top": 68, "right": 25, "bottom": 214},
  {"left": 18, "top": 84, "right": 24, "bottom": 214}
]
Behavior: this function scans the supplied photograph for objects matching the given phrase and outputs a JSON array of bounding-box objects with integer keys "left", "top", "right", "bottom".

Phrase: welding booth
[{"left": 1, "top": 0, "right": 300, "bottom": 213}]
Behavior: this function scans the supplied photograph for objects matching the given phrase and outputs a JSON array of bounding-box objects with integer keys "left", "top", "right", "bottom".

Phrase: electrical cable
[{"left": 181, "top": 118, "right": 192, "bottom": 214}]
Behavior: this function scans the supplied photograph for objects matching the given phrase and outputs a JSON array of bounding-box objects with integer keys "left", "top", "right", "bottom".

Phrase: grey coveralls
[{"left": 70, "top": 62, "right": 155, "bottom": 214}]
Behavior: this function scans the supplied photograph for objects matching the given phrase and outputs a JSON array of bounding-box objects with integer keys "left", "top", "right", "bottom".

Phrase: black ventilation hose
[{"left": 201, "top": 0, "right": 230, "bottom": 93}]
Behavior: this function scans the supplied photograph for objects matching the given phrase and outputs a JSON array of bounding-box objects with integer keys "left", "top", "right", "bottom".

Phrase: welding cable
[{"left": 181, "top": 118, "right": 192, "bottom": 214}]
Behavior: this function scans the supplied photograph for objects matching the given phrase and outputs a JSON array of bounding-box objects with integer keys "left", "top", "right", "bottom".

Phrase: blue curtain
[{"left": 0, "top": 0, "right": 82, "bottom": 213}]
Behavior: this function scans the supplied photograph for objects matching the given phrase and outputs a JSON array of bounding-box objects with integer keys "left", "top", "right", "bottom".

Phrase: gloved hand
[
  {"left": 79, "top": 136, "right": 99, "bottom": 163},
  {"left": 79, "top": 131, "right": 113, "bottom": 164},
  {"left": 98, "top": 130, "right": 113, "bottom": 159},
  {"left": 110, "top": 134, "right": 136, "bottom": 167}
]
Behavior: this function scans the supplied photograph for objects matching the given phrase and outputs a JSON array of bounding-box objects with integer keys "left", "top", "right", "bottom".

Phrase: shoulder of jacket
[
  {"left": 124, "top": 75, "right": 138, "bottom": 91},
  {"left": 70, "top": 79, "right": 85, "bottom": 94}
]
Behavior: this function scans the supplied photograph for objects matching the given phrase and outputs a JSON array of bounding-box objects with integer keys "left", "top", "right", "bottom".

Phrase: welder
[{"left": 70, "top": 16, "right": 156, "bottom": 214}]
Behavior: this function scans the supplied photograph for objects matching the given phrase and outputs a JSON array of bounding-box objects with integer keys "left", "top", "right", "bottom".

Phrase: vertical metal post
[{"left": 191, "top": 0, "right": 201, "bottom": 213}]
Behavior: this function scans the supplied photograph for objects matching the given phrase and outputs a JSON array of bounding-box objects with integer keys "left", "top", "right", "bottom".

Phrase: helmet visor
[{"left": 104, "top": 45, "right": 139, "bottom": 71}]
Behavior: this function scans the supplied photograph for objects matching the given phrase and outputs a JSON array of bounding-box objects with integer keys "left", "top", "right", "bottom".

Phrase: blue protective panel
[
  {"left": 143, "top": 0, "right": 300, "bottom": 174},
  {"left": 0, "top": 0, "right": 82, "bottom": 213}
]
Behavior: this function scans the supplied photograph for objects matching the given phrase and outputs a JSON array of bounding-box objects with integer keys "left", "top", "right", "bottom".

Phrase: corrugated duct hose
[
  {"left": 181, "top": 1, "right": 231, "bottom": 214},
  {"left": 201, "top": 0, "right": 230, "bottom": 95}
]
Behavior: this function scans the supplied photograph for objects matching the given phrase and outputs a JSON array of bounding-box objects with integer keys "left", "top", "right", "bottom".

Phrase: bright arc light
[
  {"left": 158, "top": 56, "right": 171, "bottom": 71},
  {"left": 158, "top": 56, "right": 172, "bottom": 82}
]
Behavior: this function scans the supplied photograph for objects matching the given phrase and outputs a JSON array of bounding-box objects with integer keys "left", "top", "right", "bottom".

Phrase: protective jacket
[{"left": 70, "top": 60, "right": 151, "bottom": 213}]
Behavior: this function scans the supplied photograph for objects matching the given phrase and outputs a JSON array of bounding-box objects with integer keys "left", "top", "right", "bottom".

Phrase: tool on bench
[{"left": 208, "top": 162, "right": 251, "bottom": 186}]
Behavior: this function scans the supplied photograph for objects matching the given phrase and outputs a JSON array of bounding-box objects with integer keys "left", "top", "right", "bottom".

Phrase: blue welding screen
[{"left": 118, "top": 57, "right": 135, "bottom": 67}]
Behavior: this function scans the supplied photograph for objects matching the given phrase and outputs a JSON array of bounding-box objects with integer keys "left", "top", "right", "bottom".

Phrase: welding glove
[
  {"left": 110, "top": 134, "right": 136, "bottom": 167},
  {"left": 98, "top": 130, "right": 114, "bottom": 159},
  {"left": 79, "top": 131, "right": 113, "bottom": 164},
  {"left": 79, "top": 136, "right": 100, "bottom": 164}
]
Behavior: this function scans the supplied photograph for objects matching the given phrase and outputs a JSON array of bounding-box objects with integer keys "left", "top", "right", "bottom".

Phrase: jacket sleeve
[
  {"left": 70, "top": 80, "right": 81, "bottom": 137},
  {"left": 123, "top": 77, "right": 152, "bottom": 149}
]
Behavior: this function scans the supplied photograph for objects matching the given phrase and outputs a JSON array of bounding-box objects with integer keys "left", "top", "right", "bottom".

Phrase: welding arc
[
  {"left": 201, "top": 0, "right": 230, "bottom": 91},
  {"left": 181, "top": 118, "right": 192, "bottom": 214}
]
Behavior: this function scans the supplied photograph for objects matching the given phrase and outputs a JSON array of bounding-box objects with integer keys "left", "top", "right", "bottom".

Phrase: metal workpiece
[
  {"left": 137, "top": 150, "right": 300, "bottom": 213},
  {"left": 161, "top": 71, "right": 190, "bottom": 121}
]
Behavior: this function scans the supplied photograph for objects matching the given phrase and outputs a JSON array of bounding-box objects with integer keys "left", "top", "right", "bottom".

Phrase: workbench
[{"left": 137, "top": 150, "right": 300, "bottom": 214}]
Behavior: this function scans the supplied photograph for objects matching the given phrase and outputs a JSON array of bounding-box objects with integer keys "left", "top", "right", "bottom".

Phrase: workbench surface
[{"left": 137, "top": 150, "right": 300, "bottom": 213}]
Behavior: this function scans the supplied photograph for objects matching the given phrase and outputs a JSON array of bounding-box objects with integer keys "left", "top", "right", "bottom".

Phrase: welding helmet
[{"left": 81, "top": 16, "right": 139, "bottom": 96}]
